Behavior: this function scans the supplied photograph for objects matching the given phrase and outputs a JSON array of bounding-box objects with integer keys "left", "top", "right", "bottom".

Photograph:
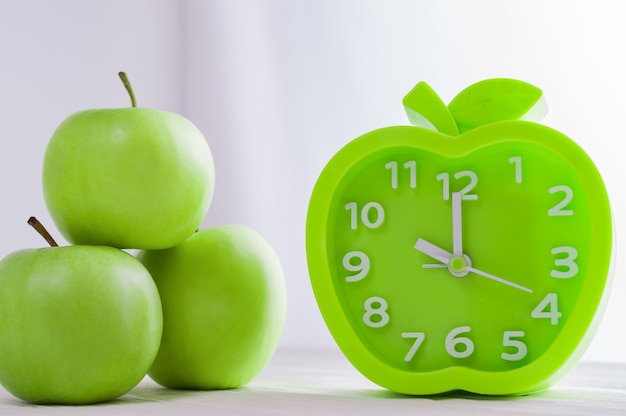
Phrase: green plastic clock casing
[{"left": 306, "top": 79, "right": 613, "bottom": 395}]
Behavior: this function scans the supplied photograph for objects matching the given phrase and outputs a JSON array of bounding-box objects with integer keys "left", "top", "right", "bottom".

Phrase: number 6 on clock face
[{"left": 306, "top": 81, "right": 613, "bottom": 396}]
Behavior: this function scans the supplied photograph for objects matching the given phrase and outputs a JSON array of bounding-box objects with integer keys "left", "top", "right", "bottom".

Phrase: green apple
[
  {"left": 0, "top": 218, "right": 163, "bottom": 404},
  {"left": 42, "top": 72, "right": 215, "bottom": 250},
  {"left": 136, "top": 225, "right": 286, "bottom": 389}
]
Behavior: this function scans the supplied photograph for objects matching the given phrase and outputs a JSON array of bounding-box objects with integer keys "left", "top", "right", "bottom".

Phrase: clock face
[{"left": 307, "top": 122, "right": 612, "bottom": 394}]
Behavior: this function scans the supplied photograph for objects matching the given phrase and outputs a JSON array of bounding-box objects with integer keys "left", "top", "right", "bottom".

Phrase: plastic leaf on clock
[
  {"left": 402, "top": 82, "right": 459, "bottom": 136},
  {"left": 448, "top": 78, "right": 548, "bottom": 133}
]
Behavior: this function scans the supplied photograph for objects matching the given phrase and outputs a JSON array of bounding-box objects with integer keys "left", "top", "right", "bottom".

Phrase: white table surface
[{"left": 2, "top": 348, "right": 626, "bottom": 415}]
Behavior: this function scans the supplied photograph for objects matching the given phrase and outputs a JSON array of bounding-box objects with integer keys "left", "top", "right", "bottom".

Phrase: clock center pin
[{"left": 449, "top": 254, "right": 471, "bottom": 278}]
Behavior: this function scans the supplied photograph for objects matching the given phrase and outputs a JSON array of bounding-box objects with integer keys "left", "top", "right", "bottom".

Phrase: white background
[{"left": 0, "top": 0, "right": 624, "bottom": 362}]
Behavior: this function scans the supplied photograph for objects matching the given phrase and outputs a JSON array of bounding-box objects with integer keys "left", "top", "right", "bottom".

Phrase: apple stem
[
  {"left": 27, "top": 217, "right": 59, "bottom": 247},
  {"left": 118, "top": 72, "right": 137, "bottom": 108}
]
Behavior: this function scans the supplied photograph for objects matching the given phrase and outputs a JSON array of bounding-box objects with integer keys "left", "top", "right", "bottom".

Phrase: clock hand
[
  {"left": 414, "top": 238, "right": 533, "bottom": 293},
  {"left": 423, "top": 264, "right": 448, "bottom": 269},
  {"left": 414, "top": 238, "right": 453, "bottom": 265},
  {"left": 452, "top": 192, "right": 463, "bottom": 256},
  {"left": 466, "top": 266, "right": 533, "bottom": 294}
]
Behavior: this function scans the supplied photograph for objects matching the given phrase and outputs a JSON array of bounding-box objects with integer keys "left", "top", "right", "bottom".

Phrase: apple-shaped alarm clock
[{"left": 306, "top": 79, "right": 614, "bottom": 395}]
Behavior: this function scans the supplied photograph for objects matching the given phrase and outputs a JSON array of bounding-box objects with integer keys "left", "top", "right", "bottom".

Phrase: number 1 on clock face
[{"left": 509, "top": 156, "right": 522, "bottom": 183}]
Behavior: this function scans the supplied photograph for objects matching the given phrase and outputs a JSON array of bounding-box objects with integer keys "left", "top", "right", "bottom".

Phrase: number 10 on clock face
[{"left": 329, "top": 140, "right": 594, "bottom": 373}]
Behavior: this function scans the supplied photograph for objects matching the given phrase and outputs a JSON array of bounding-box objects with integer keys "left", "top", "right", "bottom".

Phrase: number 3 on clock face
[{"left": 306, "top": 122, "right": 613, "bottom": 395}]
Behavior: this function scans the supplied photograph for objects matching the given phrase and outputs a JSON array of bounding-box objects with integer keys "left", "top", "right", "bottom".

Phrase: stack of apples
[{"left": 0, "top": 73, "right": 286, "bottom": 405}]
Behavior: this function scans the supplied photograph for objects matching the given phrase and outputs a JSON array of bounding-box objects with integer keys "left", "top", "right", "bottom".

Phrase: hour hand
[{"left": 414, "top": 238, "right": 453, "bottom": 266}]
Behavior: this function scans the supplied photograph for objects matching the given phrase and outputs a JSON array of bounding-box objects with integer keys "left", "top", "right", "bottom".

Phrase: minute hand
[
  {"left": 466, "top": 266, "right": 533, "bottom": 293},
  {"left": 452, "top": 192, "right": 463, "bottom": 256}
]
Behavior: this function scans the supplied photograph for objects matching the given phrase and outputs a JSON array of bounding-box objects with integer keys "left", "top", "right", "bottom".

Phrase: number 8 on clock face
[{"left": 306, "top": 81, "right": 613, "bottom": 396}]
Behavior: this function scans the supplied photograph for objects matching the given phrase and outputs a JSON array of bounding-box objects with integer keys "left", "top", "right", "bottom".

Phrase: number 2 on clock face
[{"left": 331, "top": 145, "right": 589, "bottom": 372}]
